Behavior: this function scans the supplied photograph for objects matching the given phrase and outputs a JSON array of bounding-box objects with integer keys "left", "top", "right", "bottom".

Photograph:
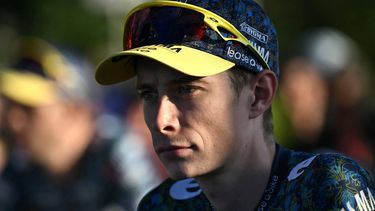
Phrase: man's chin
[
  {"left": 164, "top": 165, "right": 198, "bottom": 180},
  {"left": 167, "top": 169, "right": 193, "bottom": 180}
]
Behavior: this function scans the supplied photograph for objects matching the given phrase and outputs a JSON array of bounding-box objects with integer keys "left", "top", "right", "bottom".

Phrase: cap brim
[
  {"left": 0, "top": 70, "right": 59, "bottom": 106},
  {"left": 95, "top": 45, "right": 235, "bottom": 85}
]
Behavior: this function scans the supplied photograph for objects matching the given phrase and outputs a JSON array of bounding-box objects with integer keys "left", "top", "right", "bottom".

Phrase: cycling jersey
[{"left": 138, "top": 144, "right": 375, "bottom": 210}]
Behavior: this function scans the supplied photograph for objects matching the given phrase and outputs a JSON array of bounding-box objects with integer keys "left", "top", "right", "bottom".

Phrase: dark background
[{"left": 1, "top": 0, "right": 374, "bottom": 97}]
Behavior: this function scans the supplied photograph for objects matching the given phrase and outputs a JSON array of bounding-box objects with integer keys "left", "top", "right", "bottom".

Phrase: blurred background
[
  {"left": 0, "top": 0, "right": 374, "bottom": 210},
  {"left": 1, "top": 0, "right": 373, "bottom": 76}
]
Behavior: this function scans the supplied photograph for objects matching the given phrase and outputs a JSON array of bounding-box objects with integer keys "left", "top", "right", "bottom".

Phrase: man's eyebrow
[
  {"left": 136, "top": 76, "right": 208, "bottom": 89},
  {"left": 136, "top": 83, "right": 153, "bottom": 90},
  {"left": 168, "top": 76, "right": 207, "bottom": 86}
]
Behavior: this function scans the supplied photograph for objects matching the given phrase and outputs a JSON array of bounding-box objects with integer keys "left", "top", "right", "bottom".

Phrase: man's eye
[
  {"left": 138, "top": 90, "right": 157, "bottom": 101},
  {"left": 176, "top": 86, "right": 196, "bottom": 95}
]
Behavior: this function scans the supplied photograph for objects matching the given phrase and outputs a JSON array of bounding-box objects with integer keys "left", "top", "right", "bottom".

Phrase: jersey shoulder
[
  {"left": 282, "top": 149, "right": 375, "bottom": 210},
  {"left": 315, "top": 153, "right": 375, "bottom": 210},
  {"left": 301, "top": 152, "right": 374, "bottom": 191},
  {"left": 137, "top": 178, "right": 212, "bottom": 211}
]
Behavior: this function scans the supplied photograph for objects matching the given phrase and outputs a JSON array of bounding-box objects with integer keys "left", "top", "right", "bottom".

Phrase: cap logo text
[
  {"left": 240, "top": 22, "right": 269, "bottom": 44},
  {"left": 226, "top": 46, "right": 262, "bottom": 70},
  {"left": 132, "top": 44, "right": 182, "bottom": 53},
  {"left": 249, "top": 40, "right": 270, "bottom": 63}
]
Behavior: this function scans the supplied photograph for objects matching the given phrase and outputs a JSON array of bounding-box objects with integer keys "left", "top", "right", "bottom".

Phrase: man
[
  {"left": 0, "top": 37, "right": 137, "bottom": 211},
  {"left": 95, "top": 0, "right": 375, "bottom": 210}
]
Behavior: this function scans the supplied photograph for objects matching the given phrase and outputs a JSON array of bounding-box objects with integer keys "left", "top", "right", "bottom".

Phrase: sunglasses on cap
[{"left": 123, "top": 1, "right": 270, "bottom": 70}]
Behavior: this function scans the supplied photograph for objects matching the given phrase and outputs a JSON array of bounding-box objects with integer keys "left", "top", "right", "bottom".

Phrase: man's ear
[{"left": 248, "top": 70, "right": 278, "bottom": 118}]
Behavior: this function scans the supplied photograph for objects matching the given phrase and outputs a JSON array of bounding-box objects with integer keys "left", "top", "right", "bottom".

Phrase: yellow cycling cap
[
  {"left": 95, "top": 0, "right": 278, "bottom": 85},
  {"left": 95, "top": 44, "right": 235, "bottom": 85}
]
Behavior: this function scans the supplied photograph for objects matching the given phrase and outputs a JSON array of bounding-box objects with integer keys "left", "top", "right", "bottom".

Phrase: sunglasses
[{"left": 123, "top": 1, "right": 270, "bottom": 70}]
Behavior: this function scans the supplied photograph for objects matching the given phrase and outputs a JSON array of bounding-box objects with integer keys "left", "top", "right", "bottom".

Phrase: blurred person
[
  {"left": 0, "top": 97, "right": 11, "bottom": 211},
  {"left": 0, "top": 93, "right": 7, "bottom": 172},
  {"left": 274, "top": 28, "right": 375, "bottom": 174},
  {"left": 95, "top": 0, "right": 375, "bottom": 210},
  {"left": 273, "top": 57, "right": 329, "bottom": 149},
  {"left": 97, "top": 83, "right": 168, "bottom": 208},
  {"left": 0, "top": 37, "right": 136, "bottom": 211}
]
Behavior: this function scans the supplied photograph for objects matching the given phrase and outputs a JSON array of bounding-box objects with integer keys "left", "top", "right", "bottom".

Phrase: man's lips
[{"left": 156, "top": 145, "right": 193, "bottom": 154}]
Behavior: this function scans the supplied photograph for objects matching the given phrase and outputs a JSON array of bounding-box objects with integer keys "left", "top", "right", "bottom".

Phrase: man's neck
[{"left": 196, "top": 141, "right": 276, "bottom": 211}]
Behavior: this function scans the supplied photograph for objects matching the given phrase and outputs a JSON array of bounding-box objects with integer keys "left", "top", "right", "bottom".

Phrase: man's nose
[{"left": 155, "top": 96, "right": 180, "bottom": 135}]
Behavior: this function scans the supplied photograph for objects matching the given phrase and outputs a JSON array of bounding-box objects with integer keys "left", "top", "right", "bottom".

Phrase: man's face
[
  {"left": 5, "top": 100, "right": 93, "bottom": 173},
  {"left": 136, "top": 59, "right": 251, "bottom": 179},
  {"left": 6, "top": 102, "right": 70, "bottom": 148},
  {"left": 22, "top": 103, "right": 73, "bottom": 147}
]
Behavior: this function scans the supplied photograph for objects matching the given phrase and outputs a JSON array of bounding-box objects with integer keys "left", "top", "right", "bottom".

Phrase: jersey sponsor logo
[
  {"left": 257, "top": 175, "right": 279, "bottom": 211},
  {"left": 240, "top": 22, "right": 269, "bottom": 44},
  {"left": 341, "top": 188, "right": 375, "bottom": 211},
  {"left": 287, "top": 156, "right": 317, "bottom": 181},
  {"left": 169, "top": 178, "right": 202, "bottom": 200}
]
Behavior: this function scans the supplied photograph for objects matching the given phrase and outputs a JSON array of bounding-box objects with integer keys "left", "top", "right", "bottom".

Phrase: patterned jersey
[{"left": 138, "top": 144, "right": 375, "bottom": 210}]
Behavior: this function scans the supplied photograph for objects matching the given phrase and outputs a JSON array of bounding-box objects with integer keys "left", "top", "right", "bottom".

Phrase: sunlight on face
[{"left": 136, "top": 58, "right": 250, "bottom": 179}]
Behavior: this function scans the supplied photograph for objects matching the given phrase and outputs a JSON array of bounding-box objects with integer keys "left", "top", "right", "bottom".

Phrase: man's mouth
[
  {"left": 156, "top": 145, "right": 194, "bottom": 157},
  {"left": 157, "top": 145, "right": 191, "bottom": 153}
]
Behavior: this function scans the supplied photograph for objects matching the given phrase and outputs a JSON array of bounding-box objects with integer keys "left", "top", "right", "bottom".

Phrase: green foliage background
[
  {"left": 1, "top": 0, "right": 374, "bottom": 91},
  {"left": 265, "top": 0, "right": 375, "bottom": 66}
]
